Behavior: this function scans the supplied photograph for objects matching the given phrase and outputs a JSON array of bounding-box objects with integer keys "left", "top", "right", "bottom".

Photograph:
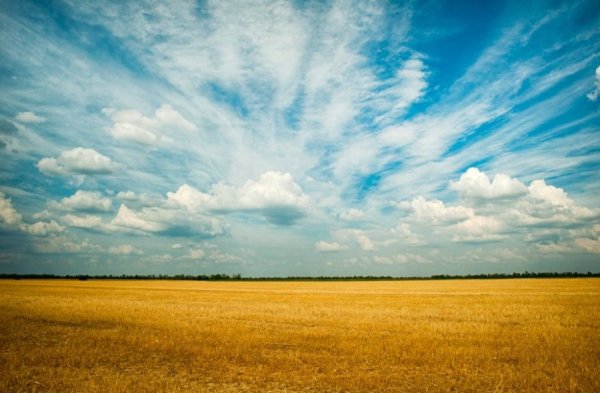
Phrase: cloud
[
  {"left": 402, "top": 168, "right": 599, "bottom": 244},
  {"left": 0, "top": 192, "right": 22, "bottom": 226},
  {"left": 111, "top": 204, "right": 227, "bottom": 237},
  {"left": 111, "top": 205, "right": 167, "bottom": 233},
  {"left": 339, "top": 208, "right": 364, "bottom": 221},
  {"left": 451, "top": 216, "right": 506, "bottom": 242},
  {"left": 509, "top": 180, "right": 598, "bottom": 226},
  {"left": 373, "top": 253, "right": 429, "bottom": 265},
  {"left": 50, "top": 190, "right": 112, "bottom": 212},
  {"left": 103, "top": 104, "right": 196, "bottom": 145},
  {"left": 21, "top": 220, "right": 65, "bottom": 236},
  {"left": 187, "top": 248, "right": 205, "bottom": 260},
  {"left": 586, "top": 65, "right": 600, "bottom": 101},
  {"left": 574, "top": 225, "right": 600, "bottom": 254},
  {"left": 410, "top": 196, "right": 474, "bottom": 224},
  {"left": 315, "top": 241, "right": 347, "bottom": 253},
  {"left": 116, "top": 191, "right": 138, "bottom": 201},
  {"left": 37, "top": 147, "right": 116, "bottom": 176},
  {"left": 61, "top": 214, "right": 105, "bottom": 230},
  {"left": 15, "top": 111, "right": 46, "bottom": 123},
  {"left": 33, "top": 235, "right": 101, "bottom": 254},
  {"left": 167, "top": 171, "right": 310, "bottom": 225},
  {"left": 575, "top": 237, "right": 600, "bottom": 253},
  {"left": 528, "top": 179, "right": 573, "bottom": 207},
  {"left": 451, "top": 168, "right": 528, "bottom": 200},
  {"left": 392, "top": 223, "right": 424, "bottom": 245},
  {"left": 108, "top": 244, "right": 144, "bottom": 255},
  {"left": 355, "top": 232, "right": 375, "bottom": 251}
]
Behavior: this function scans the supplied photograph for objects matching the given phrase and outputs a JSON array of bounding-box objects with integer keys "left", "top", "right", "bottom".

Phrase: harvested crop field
[{"left": 1, "top": 278, "right": 599, "bottom": 392}]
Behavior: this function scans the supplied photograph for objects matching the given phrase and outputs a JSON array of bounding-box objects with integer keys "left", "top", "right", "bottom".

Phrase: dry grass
[{"left": 0, "top": 278, "right": 599, "bottom": 392}]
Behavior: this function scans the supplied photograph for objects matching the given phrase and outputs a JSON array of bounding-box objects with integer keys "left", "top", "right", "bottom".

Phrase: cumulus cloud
[
  {"left": 575, "top": 238, "right": 600, "bottom": 253},
  {"left": 355, "top": 232, "right": 375, "bottom": 251},
  {"left": 111, "top": 204, "right": 227, "bottom": 237},
  {"left": 315, "top": 240, "right": 347, "bottom": 252},
  {"left": 510, "top": 180, "right": 598, "bottom": 226},
  {"left": 398, "top": 168, "right": 600, "bottom": 247},
  {"left": 373, "top": 253, "right": 429, "bottom": 265},
  {"left": 167, "top": 171, "right": 310, "bottom": 225},
  {"left": 38, "top": 148, "right": 116, "bottom": 176},
  {"left": 392, "top": 223, "right": 424, "bottom": 245},
  {"left": 116, "top": 191, "right": 138, "bottom": 201},
  {"left": 528, "top": 179, "right": 573, "bottom": 207},
  {"left": 15, "top": 111, "right": 46, "bottom": 123},
  {"left": 50, "top": 190, "right": 112, "bottom": 212},
  {"left": 108, "top": 244, "right": 144, "bottom": 255},
  {"left": 0, "top": 192, "right": 22, "bottom": 226},
  {"left": 451, "top": 168, "right": 528, "bottom": 200},
  {"left": 103, "top": 104, "right": 196, "bottom": 145},
  {"left": 187, "top": 248, "right": 205, "bottom": 260},
  {"left": 410, "top": 196, "right": 474, "bottom": 224},
  {"left": 61, "top": 214, "right": 105, "bottom": 230},
  {"left": 33, "top": 235, "right": 100, "bottom": 254},
  {"left": 451, "top": 216, "right": 506, "bottom": 242},
  {"left": 21, "top": 220, "right": 65, "bottom": 236},
  {"left": 111, "top": 205, "right": 166, "bottom": 233},
  {"left": 587, "top": 65, "right": 600, "bottom": 101}
]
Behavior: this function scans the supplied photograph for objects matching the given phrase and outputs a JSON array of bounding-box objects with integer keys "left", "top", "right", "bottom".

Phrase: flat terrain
[{"left": 1, "top": 279, "right": 599, "bottom": 392}]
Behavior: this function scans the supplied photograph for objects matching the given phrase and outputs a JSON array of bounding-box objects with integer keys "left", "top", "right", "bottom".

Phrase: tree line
[{"left": 0, "top": 271, "right": 598, "bottom": 281}]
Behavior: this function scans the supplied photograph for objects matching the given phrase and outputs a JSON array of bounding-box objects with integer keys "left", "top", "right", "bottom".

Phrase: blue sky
[{"left": 0, "top": 0, "right": 599, "bottom": 276}]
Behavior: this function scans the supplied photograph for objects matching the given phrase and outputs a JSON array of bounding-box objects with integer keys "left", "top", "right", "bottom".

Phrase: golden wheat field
[{"left": 1, "top": 278, "right": 599, "bottom": 392}]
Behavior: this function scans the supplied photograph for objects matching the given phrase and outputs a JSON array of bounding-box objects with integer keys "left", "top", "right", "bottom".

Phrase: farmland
[{"left": 1, "top": 279, "right": 599, "bottom": 392}]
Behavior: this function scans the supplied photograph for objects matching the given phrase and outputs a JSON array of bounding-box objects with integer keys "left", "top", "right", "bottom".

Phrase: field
[{"left": 1, "top": 279, "right": 599, "bottom": 392}]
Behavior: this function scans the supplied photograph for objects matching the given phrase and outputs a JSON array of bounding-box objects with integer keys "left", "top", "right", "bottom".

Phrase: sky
[{"left": 0, "top": 0, "right": 599, "bottom": 276}]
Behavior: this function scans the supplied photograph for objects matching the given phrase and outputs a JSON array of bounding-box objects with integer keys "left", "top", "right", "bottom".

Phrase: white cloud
[
  {"left": 411, "top": 196, "right": 474, "bottom": 224},
  {"left": 451, "top": 167, "right": 528, "bottom": 199},
  {"left": 61, "top": 214, "right": 105, "bottom": 229},
  {"left": 373, "top": 253, "right": 429, "bottom": 265},
  {"left": 575, "top": 238, "right": 600, "bottom": 253},
  {"left": 33, "top": 235, "right": 100, "bottom": 254},
  {"left": 315, "top": 241, "right": 347, "bottom": 253},
  {"left": 451, "top": 216, "right": 506, "bottom": 242},
  {"left": 111, "top": 203, "right": 227, "bottom": 237},
  {"left": 108, "top": 244, "right": 144, "bottom": 255},
  {"left": 111, "top": 205, "right": 166, "bottom": 233},
  {"left": 116, "top": 191, "right": 157, "bottom": 206},
  {"left": 116, "top": 191, "right": 138, "bottom": 201},
  {"left": 50, "top": 190, "right": 112, "bottom": 212},
  {"left": 21, "top": 220, "right": 65, "bottom": 236},
  {"left": 574, "top": 224, "right": 600, "bottom": 254},
  {"left": 0, "top": 192, "right": 22, "bottom": 226},
  {"left": 103, "top": 104, "right": 196, "bottom": 145},
  {"left": 509, "top": 180, "right": 598, "bottom": 226},
  {"left": 166, "top": 184, "right": 212, "bottom": 212},
  {"left": 15, "top": 111, "right": 46, "bottom": 123},
  {"left": 37, "top": 148, "right": 116, "bottom": 176},
  {"left": 356, "top": 232, "right": 375, "bottom": 251},
  {"left": 586, "top": 65, "right": 600, "bottom": 101},
  {"left": 167, "top": 171, "right": 310, "bottom": 225},
  {"left": 187, "top": 248, "right": 205, "bottom": 260},
  {"left": 528, "top": 179, "right": 573, "bottom": 206},
  {"left": 339, "top": 208, "right": 364, "bottom": 221},
  {"left": 392, "top": 223, "right": 424, "bottom": 245},
  {"left": 108, "top": 122, "right": 159, "bottom": 145}
]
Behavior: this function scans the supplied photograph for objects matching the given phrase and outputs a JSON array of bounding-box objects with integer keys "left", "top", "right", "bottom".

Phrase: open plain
[{"left": 1, "top": 278, "right": 599, "bottom": 392}]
